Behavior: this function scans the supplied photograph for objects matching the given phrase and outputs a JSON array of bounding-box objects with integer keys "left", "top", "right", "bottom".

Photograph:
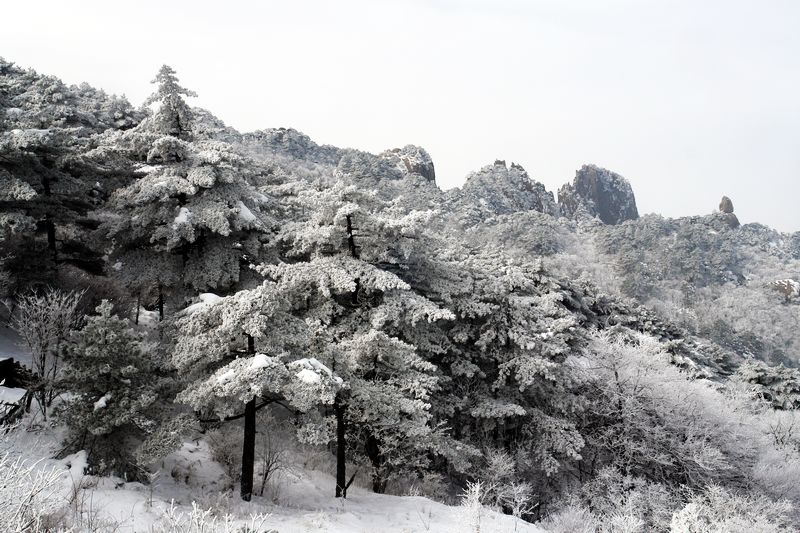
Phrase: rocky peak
[
  {"left": 379, "top": 145, "right": 436, "bottom": 182},
  {"left": 719, "top": 196, "right": 734, "bottom": 214},
  {"left": 713, "top": 195, "right": 740, "bottom": 228},
  {"left": 558, "top": 164, "right": 639, "bottom": 225},
  {"left": 456, "top": 161, "right": 559, "bottom": 217}
]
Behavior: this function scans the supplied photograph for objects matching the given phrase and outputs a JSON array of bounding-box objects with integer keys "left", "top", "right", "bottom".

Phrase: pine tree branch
[{"left": 198, "top": 399, "right": 274, "bottom": 423}]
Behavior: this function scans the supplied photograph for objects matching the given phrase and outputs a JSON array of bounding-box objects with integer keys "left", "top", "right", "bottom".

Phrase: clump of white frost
[
  {"left": 93, "top": 393, "right": 111, "bottom": 411},
  {"left": 182, "top": 293, "right": 223, "bottom": 315},
  {"left": 216, "top": 369, "right": 236, "bottom": 384},
  {"left": 295, "top": 369, "right": 321, "bottom": 384},
  {"left": 250, "top": 353, "right": 270, "bottom": 369},
  {"left": 290, "top": 357, "right": 343, "bottom": 385},
  {"left": 172, "top": 207, "right": 192, "bottom": 227},
  {"left": 237, "top": 200, "right": 257, "bottom": 222}
]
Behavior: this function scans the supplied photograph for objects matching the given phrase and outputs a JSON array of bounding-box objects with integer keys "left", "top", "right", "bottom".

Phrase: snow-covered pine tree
[
  {"left": 0, "top": 59, "right": 139, "bottom": 283},
  {"left": 266, "top": 178, "right": 452, "bottom": 495},
  {"left": 59, "top": 300, "right": 160, "bottom": 477},
  {"left": 143, "top": 65, "right": 197, "bottom": 140},
  {"left": 170, "top": 285, "right": 341, "bottom": 501},
  {"left": 402, "top": 243, "right": 587, "bottom": 496},
  {"left": 98, "top": 66, "right": 273, "bottom": 319},
  {"left": 337, "top": 330, "right": 439, "bottom": 493}
]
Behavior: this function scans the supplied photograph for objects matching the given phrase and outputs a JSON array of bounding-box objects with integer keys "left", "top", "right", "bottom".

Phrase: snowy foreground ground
[{"left": 3, "top": 424, "right": 545, "bottom": 533}]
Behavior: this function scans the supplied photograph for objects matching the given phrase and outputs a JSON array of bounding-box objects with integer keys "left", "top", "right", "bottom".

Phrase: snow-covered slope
[{"left": 2, "top": 425, "right": 546, "bottom": 533}]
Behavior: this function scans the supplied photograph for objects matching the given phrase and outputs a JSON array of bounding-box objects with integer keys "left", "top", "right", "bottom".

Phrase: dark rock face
[
  {"left": 714, "top": 196, "right": 739, "bottom": 227},
  {"left": 379, "top": 145, "right": 436, "bottom": 182},
  {"left": 454, "top": 161, "right": 559, "bottom": 217},
  {"left": 719, "top": 196, "right": 734, "bottom": 214},
  {"left": 558, "top": 165, "right": 639, "bottom": 225}
]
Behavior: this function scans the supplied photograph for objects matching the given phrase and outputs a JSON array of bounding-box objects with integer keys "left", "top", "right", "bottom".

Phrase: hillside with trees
[{"left": 1, "top": 59, "right": 799, "bottom": 532}]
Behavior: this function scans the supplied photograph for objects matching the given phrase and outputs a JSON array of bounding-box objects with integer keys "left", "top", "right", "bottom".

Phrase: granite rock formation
[
  {"left": 558, "top": 164, "right": 639, "bottom": 224},
  {"left": 379, "top": 145, "right": 436, "bottom": 182},
  {"left": 719, "top": 196, "right": 734, "bottom": 214}
]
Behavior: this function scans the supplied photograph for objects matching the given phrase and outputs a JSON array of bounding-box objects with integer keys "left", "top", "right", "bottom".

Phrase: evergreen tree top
[
  {"left": 142, "top": 65, "right": 197, "bottom": 139},
  {"left": 144, "top": 65, "right": 197, "bottom": 106}
]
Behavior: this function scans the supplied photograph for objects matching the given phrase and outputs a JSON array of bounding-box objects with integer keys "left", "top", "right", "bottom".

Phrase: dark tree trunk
[
  {"left": 41, "top": 176, "right": 57, "bottom": 264},
  {"left": 365, "top": 432, "right": 387, "bottom": 493},
  {"left": 240, "top": 397, "right": 256, "bottom": 501},
  {"left": 240, "top": 334, "right": 257, "bottom": 501},
  {"left": 345, "top": 214, "right": 359, "bottom": 260},
  {"left": 333, "top": 214, "right": 359, "bottom": 498},
  {"left": 157, "top": 284, "right": 164, "bottom": 322},
  {"left": 335, "top": 394, "right": 347, "bottom": 498},
  {"left": 134, "top": 293, "right": 140, "bottom": 325},
  {"left": 45, "top": 215, "right": 57, "bottom": 263}
]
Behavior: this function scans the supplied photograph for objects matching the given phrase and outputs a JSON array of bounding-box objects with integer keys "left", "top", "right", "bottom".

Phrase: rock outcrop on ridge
[
  {"left": 558, "top": 164, "right": 639, "bottom": 225},
  {"left": 379, "top": 145, "right": 436, "bottom": 183},
  {"left": 452, "top": 160, "right": 559, "bottom": 217}
]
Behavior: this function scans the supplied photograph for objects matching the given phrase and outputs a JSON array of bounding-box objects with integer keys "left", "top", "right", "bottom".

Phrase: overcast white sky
[{"left": 2, "top": 0, "right": 798, "bottom": 231}]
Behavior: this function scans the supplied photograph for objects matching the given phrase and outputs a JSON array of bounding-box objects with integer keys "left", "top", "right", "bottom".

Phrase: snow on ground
[
  {"left": 248, "top": 468, "right": 545, "bottom": 533},
  {"left": 1, "top": 422, "right": 547, "bottom": 532},
  {"left": 0, "top": 386, "right": 27, "bottom": 404}
]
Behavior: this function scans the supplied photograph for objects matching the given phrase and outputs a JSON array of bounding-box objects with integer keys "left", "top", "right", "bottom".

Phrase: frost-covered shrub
[
  {"left": 459, "top": 481, "right": 484, "bottom": 533},
  {"left": 206, "top": 425, "right": 243, "bottom": 487},
  {"left": 538, "top": 504, "right": 598, "bottom": 533},
  {"left": 574, "top": 331, "right": 746, "bottom": 489},
  {"left": 693, "top": 284, "right": 799, "bottom": 366},
  {"left": 580, "top": 467, "right": 678, "bottom": 532},
  {"left": 474, "top": 448, "right": 536, "bottom": 518},
  {"left": 207, "top": 411, "right": 293, "bottom": 499},
  {"left": 393, "top": 470, "right": 450, "bottom": 503},
  {"left": 669, "top": 485, "right": 794, "bottom": 533},
  {"left": 254, "top": 412, "right": 292, "bottom": 499},
  {"left": 562, "top": 329, "right": 800, "bottom": 530},
  {"left": 12, "top": 288, "right": 83, "bottom": 421},
  {"left": 0, "top": 452, "right": 65, "bottom": 532},
  {"left": 154, "top": 500, "right": 273, "bottom": 533},
  {"left": 751, "top": 445, "right": 800, "bottom": 503}
]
